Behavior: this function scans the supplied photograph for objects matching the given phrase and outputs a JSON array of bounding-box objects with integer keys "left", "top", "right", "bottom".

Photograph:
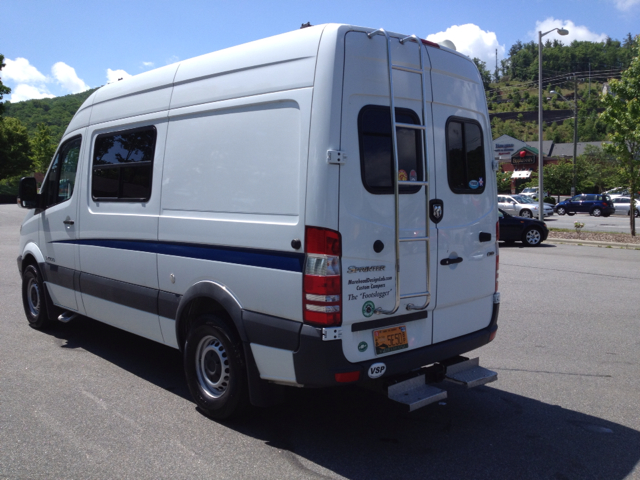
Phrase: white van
[{"left": 17, "top": 24, "right": 500, "bottom": 419}]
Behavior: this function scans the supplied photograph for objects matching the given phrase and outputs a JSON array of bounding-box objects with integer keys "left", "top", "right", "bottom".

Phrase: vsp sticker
[
  {"left": 368, "top": 363, "right": 387, "bottom": 379},
  {"left": 362, "top": 301, "right": 376, "bottom": 318}
]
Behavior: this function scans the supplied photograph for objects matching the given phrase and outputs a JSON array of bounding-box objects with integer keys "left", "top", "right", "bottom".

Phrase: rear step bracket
[
  {"left": 387, "top": 374, "right": 447, "bottom": 411},
  {"left": 444, "top": 357, "right": 497, "bottom": 389}
]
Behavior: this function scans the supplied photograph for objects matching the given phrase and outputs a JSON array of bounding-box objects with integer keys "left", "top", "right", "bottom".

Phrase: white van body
[{"left": 18, "top": 24, "right": 500, "bottom": 417}]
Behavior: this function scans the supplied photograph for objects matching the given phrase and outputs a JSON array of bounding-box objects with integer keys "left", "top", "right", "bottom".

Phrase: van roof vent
[{"left": 437, "top": 39, "right": 456, "bottom": 51}]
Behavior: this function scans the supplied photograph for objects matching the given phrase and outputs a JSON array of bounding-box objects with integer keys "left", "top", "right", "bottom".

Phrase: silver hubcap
[
  {"left": 27, "top": 278, "right": 41, "bottom": 317},
  {"left": 195, "top": 335, "right": 230, "bottom": 399},
  {"left": 521, "top": 211, "right": 531, "bottom": 218},
  {"left": 593, "top": 209, "right": 601, "bottom": 216},
  {"left": 526, "top": 229, "right": 541, "bottom": 245}
]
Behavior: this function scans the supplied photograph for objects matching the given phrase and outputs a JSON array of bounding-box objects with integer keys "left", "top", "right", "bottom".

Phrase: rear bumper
[{"left": 292, "top": 303, "right": 499, "bottom": 387}]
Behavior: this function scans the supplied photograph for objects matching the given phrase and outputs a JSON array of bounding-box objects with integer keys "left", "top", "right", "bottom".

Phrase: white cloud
[
  {"left": 612, "top": 0, "right": 640, "bottom": 11},
  {"left": 531, "top": 18, "right": 608, "bottom": 43},
  {"left": 3, "top": 57, "right": 47, "bottom": 84},
  {"left": 9, "top": 84, "right": 55, "bottom": 102},
  {"left": 51, "top": 62, "right": 90, "bottom": 94},
  {"left": 142, "top": 61, "right": 154, "bottom": 68},
  {"left": 165, "top": 55, "right": 179, "bottom": 65},
  {"left": 106, "top": 68, "right": 132, "bottom": 84},
  {"left": 426, "top": 24, "right": 505, "bottom": 68}
]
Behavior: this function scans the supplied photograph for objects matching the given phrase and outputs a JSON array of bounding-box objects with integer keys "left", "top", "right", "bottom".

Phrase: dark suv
[{"left": 554, "top": 194, "right": 615, "bottom": 217}]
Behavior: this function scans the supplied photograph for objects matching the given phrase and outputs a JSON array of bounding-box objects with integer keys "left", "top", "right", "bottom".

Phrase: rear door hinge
[{"left": 327, "top": 150, "right": 347, "bottom": 165}]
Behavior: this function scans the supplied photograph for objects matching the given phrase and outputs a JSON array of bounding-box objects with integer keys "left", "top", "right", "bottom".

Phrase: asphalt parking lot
[{"left": 2, "top": 204, "right": 640, "bottom": 479}]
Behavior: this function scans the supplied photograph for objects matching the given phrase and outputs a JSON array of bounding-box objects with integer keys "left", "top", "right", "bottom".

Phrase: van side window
[
  {"left": 358, "top": 105, "right": 423, "bottom": 195},
  {"left": 446, "top": 118, "right": 486, "bottom": 194},
  {"left": 92, "top": 126, "right": 157, "bottom": 201},
  {"left": 43, "top": 136, "right": 82, "bottom": 208}
]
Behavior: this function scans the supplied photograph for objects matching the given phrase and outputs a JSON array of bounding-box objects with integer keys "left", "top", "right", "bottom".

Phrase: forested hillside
[
  {"left": 3, "top": 88, "right": 98, "bottom": 144},
  {"left": 480, "top": 33, "right": 637, "bottom": 143}
]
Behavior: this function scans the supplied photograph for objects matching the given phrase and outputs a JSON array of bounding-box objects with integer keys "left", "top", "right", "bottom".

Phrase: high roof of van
[{"left": 64, "top": 23, "right": 476, "bottom": 136}]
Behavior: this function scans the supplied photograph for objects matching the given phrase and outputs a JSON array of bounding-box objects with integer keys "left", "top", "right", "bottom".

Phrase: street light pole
[
  {"left": 538, "top": 26, "right": 569, "bottom": 221},
  {"left": 572, "top": 74, "right": 578, "bottom": 197}
]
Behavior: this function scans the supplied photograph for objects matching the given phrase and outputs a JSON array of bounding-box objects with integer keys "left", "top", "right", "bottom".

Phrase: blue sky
[{"left": 1, "top": 0, "right": 639, "bottom": 102}]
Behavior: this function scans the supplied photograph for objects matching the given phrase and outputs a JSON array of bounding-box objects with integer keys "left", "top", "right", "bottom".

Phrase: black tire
[
  {"left": 591, "top": 207, "right": 602, "bottom": 217},
  {"left": 631, "top": 209, "right": 639, "bottom": 218},
  {"left": 567, "top": 212, "right": 575, "bottom": 216},
  {"left": 522, "top": 227, "right": 543, "bottom": 246},
  {"left": 556, "top": 206, "right": 566, "bottom": 215},
  {"left": 21, "top": 264, "right": 51, "bottom": 329},
  {"left": 184, "top": 314, "right": 249, "bottom": 419},
  {"left": 519, "top": 209, "right": 533, "bottom": 218}
]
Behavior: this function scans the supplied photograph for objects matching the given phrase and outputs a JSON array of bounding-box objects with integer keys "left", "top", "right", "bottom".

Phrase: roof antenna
[{"left": 300, "top": 22, "right": 312, "bottom": 29}]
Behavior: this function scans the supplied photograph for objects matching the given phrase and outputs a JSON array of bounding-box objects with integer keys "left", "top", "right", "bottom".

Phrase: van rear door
[
  {"left": 428, "top": 48, "right": 497, "bottom": 343},
  {"left": 338, "top": 31, "right": 436, "bottom": 363}
]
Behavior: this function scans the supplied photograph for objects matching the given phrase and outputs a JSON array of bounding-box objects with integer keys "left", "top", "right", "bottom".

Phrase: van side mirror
[{"left": 18, "top": 177, "right": 38, "bottom": 209}]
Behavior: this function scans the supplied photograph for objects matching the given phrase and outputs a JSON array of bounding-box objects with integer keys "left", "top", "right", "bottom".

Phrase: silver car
[
  {"left": 497, "top": 194, "right": 554, "bottom": 218},
  {"left": 612, "top": 196, "right": 640, "bottom": 217}
]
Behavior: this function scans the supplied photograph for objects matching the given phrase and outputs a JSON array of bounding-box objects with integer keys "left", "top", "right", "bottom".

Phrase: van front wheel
[
  {"left": 184, "top": 314, "right": 248, "bottom": 419},
  {"left": 22, "top": 264, "right": 51, "bottom": 330}
]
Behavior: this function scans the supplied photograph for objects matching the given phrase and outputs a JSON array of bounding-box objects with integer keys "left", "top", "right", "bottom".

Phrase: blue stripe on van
[{"left": 55, "top": 239, "right": 305, "bottom": 273}]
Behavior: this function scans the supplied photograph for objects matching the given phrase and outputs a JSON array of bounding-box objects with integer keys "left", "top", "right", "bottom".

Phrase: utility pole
[
  {"left": 572, "top": 74, "right": 578, "bottom": 197},
  {"left": 495, "top": 48, "right": 498, "bottom": 82}
]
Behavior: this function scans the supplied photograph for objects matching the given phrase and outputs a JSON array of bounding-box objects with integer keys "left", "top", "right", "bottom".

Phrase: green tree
[
  {"left": 472, "top": 58, "right": 492, "bottom": 91},
  {"left": 600, "top": 36, "right": 640, "bottom": 236},
  {"left": 0, "top": 117, "right": 32, "bottom": 179},
  {"left": 496, "top": 170, "right": 512, "bottom": 193},
  {"left": 0, "top": 54, "right": 11, "bottom": 117},
  {"left": 30, "top": 123, "right": 57, "bottom": 173},
  {"left": 580, "top": 144, "right": 619, "bottom": 193}
]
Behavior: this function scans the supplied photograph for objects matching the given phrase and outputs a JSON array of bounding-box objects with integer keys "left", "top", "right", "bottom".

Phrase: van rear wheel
[
  {"left": 22, "top": 264, "right": 51, "bottom": 330},
  {"left": 184, "top": 314, "right": 248, "bottom": 419}
]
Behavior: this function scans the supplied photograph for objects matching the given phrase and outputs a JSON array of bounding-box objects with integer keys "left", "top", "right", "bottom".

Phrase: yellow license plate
[{"left": 373, "top": 325, "right": 408, "bottom": 355}]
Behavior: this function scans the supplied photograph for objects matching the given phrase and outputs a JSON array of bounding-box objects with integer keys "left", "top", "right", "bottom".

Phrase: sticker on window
[
  {"left": 398, "top": 170, "right": 408, "bottom": 181},
  {"left": 469, "top": 180, "right": 479, "bottom": 189}
]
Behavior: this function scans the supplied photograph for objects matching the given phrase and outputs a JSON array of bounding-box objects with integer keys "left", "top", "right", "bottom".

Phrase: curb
[{"left": 546, "top": 237, "right": 640, "bottom": 249}]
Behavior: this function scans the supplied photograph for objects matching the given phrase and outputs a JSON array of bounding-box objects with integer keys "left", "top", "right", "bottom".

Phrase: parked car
[
  {"left": 554, "top": 194, "right": 615, "bottom": 217},
  {"left": 519, "top": 187, "right": 548, "bottom": 200},
  {"left": 497, "top": 194, "right": 554, "bottom": 218},
  {"left": 498, "top": 209, "right": 548, "bottom": 246},
  {"left": 611, "top": 196, "right": 640, "bottom": 217}
]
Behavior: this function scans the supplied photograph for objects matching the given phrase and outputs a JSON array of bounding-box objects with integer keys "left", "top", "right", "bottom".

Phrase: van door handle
[
  {"left": 63, "top": 219, "right": 75, "bottom": 225},
  {"left": 440, "top": 257, "right": 463, "bottom": 266}
]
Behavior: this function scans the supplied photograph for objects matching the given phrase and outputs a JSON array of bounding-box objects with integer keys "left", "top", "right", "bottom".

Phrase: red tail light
[{"left": 303, "top": 226, "right": 342, "bottom": 326}]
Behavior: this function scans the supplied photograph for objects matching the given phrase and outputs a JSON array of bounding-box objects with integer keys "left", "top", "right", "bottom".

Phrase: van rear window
[
  {"left": 92, "top": 126, "right": 157, "bottom": 201},
  {"left": 446, "top": 118, "right": 486, "bottom": 194},
  {"left": 358, "top": 105, "right": 423, "bottom": 195}
]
